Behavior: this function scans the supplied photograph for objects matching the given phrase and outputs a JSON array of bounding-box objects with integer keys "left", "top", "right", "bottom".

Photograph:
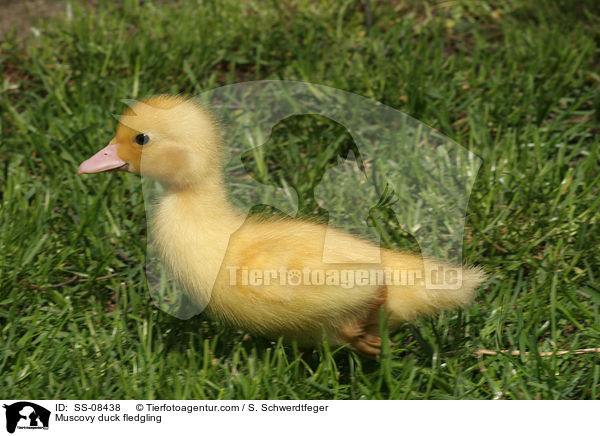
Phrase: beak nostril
[{"left": 78, "top": 142, "right": 125, "bottom": 175}]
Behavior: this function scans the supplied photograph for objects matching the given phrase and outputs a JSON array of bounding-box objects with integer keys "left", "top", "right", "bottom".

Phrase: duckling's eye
[{"left": 135, "top": 133, "right": 150, "bottom": 145}]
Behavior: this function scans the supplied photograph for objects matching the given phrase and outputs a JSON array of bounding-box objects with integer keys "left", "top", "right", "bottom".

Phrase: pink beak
[{"left": 78, "top": 143, "right": 129, "bottom": 175}]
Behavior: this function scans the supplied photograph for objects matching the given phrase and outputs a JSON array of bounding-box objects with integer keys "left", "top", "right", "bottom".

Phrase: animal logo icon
[{"left": 2, "top": 402, "right": 50, "bottom": 434}]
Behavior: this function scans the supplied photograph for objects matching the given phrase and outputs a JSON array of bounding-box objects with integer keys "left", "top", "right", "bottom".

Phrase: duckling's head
[{"left": 79, "top": 95, "right": 222, "bottom": 189}]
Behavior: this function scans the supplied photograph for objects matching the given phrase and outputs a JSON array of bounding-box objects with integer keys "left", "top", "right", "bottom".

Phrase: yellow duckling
[{"left": 79, "top": 95, "right": 485, "bottom": 355}]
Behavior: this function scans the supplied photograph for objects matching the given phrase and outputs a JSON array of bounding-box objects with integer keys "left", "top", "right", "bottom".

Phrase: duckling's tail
[{"left": 383, "top": 255, "right": 486, "bottom": 323}]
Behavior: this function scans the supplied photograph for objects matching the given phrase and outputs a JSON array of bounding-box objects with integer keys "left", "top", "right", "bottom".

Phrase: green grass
[{"left": 1, "top": 0, "right": 599, "bottom": 399}]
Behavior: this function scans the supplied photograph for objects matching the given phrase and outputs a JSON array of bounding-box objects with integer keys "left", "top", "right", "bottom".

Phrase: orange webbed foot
[{"left": 339, "top": 286, "right": 388, "bottom": 356}]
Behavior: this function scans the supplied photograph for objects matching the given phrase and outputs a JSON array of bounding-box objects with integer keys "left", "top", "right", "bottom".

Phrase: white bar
[{"left": 0, "top": 400, "right": 596, "bottom": 435}]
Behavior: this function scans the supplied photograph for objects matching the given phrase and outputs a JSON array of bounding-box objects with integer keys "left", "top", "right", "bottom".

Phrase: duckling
[{"left": 78, "top": 95, "right": 486, "bottom": 355}]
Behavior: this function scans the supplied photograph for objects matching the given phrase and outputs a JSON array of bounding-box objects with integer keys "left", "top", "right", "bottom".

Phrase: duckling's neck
[
  {"left": 152, "top": 174, "right": 245, "bottom": 304},
  {"left": 162, "top": 175, "right": 244, "bottom": 230}
]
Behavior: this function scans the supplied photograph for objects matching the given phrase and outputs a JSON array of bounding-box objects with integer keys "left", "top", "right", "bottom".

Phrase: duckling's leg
[
  {"left": 298, "top": 347, "right": 317, "bottom": 363},
  {"left": 339, "top": 286, "right": 387, "bottom": 356}
]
